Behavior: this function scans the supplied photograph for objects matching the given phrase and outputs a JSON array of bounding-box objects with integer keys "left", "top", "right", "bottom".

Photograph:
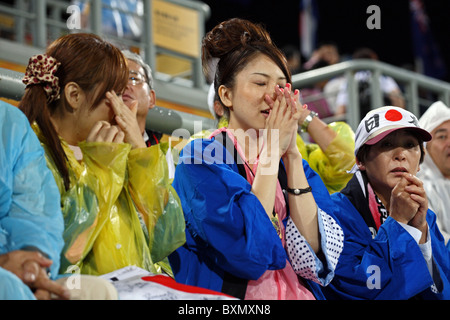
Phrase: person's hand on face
[
  {"left": 86, "top": 120, "right": 124, "bottom": 144},
  {"left": 281, "top": 84, "right": 302, "bottom": 157},
  {"left": 264, "top": 83, "right": 301, "bottom": 158},
  {"left": 86, "top": 91, "right": 146, "bottom": 149},
  {"left": 106, "top": 91, "right": 146, "bottom": 149}
]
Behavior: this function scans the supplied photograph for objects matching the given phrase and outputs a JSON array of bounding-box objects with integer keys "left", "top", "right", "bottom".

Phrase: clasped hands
[
  {"left": 0, "top": 250, "right": 70, "bottom": 300},
  {"left": 263, "top": 83, "right": 305, "bottom": 159},
  {"left": 390, "top": 173, "right": 429, "bottom": 243}
]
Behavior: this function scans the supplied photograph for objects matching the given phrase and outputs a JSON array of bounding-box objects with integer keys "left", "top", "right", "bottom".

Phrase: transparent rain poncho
[
  {"left": 33, "top": 124, "right": 186, "bottom": 276},
  {"left": 296, "top": 122, "right": 355, "bottom": 194}
]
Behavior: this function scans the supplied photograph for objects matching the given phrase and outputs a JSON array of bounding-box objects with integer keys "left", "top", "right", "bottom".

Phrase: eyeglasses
[{"left": 128, "top": 70, "right": 147, "bottom": 86}]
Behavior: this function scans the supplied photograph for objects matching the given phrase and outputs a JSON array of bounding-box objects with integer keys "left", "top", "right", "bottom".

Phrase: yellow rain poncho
[
  {"left": 32, "top": 124, "right": 186, "bottom": 276},
  {"left": 296, "top": 122, "right": 355, "bottom": 194}
]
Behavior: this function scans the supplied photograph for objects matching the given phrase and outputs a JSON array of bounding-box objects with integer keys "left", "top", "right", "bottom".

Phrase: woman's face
[
  {"left": 358, "top": 129, "right": 422, "bottom": 193},
  {"left": 223, "top": 54, "right": 287, "bottom": 132}
]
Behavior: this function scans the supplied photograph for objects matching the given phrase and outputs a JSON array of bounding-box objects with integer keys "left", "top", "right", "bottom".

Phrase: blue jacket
[
  {"left": 169, "top": 135, "right": 341, "bottom": 299},
  {"left": 0, "top": 101, "right": 64, "bottom": 279}
]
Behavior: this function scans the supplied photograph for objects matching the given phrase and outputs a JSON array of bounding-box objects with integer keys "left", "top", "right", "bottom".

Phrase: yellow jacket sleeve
[
  {"left": 127, "top": 145, "right": 186, "bottom": 264},
  {"left": 297, "top": 122, "right": 355, "bottom": 193}
]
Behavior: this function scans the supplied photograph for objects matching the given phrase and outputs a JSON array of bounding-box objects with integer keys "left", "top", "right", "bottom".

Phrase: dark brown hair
[
  {"left": 202, "top": 18, "right": 291, "bottom": 120},
  {"left": 19, "top": 33, "right": 128, "bottom": 190}
]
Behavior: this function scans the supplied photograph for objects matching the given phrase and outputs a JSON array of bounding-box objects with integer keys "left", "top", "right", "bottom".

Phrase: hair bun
[{"left": 202, "top": 18, "right": 272, "bottom": 73}]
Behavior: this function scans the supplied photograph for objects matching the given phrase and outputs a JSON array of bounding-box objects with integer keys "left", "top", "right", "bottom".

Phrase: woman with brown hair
[
  {"left": 169, "top": 18, "right": 344, "bottom": 300},
  {"left": 19, "top": 33, "right": 185, "bottom": 276}
]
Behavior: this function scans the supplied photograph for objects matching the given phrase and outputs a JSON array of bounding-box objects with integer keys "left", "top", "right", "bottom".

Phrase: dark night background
[{"left": 200, "top": 0, "right": 450, "bottom": 82}]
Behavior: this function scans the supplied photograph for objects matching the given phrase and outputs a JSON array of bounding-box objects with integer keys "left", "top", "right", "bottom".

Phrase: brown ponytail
[{"left": 19, "top": 84, "right": 70, "bottom": 190}]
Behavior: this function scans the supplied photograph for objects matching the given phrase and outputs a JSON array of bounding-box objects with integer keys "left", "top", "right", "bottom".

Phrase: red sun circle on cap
[{"left": 385, "top": 109, "right": 403, "bottom": 122}]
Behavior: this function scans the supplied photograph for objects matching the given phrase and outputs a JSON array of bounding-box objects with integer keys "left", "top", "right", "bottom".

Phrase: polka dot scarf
[{"left": 23, "top": 54, "right": 61, "bottom": 103}]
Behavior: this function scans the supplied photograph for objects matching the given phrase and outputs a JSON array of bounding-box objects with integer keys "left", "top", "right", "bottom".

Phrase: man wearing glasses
[
  {"left": 120, "top": 50, "right": 181, "bottom": 277},
  {"left": 121, "top": 50, "right": 176, "bottom": 181},
  {"left": 121, "top": 50, "right": 162, "bottom": 147}
]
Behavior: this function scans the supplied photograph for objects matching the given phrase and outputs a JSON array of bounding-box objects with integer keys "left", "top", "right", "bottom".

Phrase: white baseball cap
[{"left": 349, "top": 106, "right": 432, "bottom": 173}]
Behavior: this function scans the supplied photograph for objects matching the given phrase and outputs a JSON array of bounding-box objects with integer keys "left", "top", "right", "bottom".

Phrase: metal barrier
[
  {"left": 3, "top": 59, "right": 450, "bottom": 134},
  {"left": 0, "top": 0, "right": 211, "bottom": 89},
  {"left": 0, "top": 66, "right": 216, "bottom": 135},
  {"left": 292, "top": 59, "right": 450, "bottom": 130}
]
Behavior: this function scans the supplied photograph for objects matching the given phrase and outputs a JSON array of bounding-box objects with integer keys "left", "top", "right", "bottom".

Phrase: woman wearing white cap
[
  {"left": 418, "top": 101, "right": 450, "bottom": 245},
  {"left": 320, "top": 106, "right": 450, "bottom": 299}
]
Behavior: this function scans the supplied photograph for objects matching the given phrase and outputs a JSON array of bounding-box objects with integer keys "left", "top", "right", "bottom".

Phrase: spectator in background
[
  {"left": 121, "top": 50, "right": 176, "bottom": 179},
  {"left": 121, "top": 50, "right": 161, "bottom": 146},
  {"left": 318, "top": 43, "right": 348, "bottom": 116},
  {"left": 74, "top": 0, "right": 143, "bottom": 41},
  {"left": 418, "top": 101, "right": 450, "bottom": 244},
  {"left": 281, "top": 42, "right": 356, "bottom": 193},
  {"left": 335, "top": 47, "right": 405, "bottom": 120},
  {"left": 303, "top": 41, "right": 340, "bottom": 71},
  {"left": 282, "top": 44, "right": 302, "bottom": 75},
  {"left": 298, "top": 59, "right": 333, "bottom": 119},
  {"left": 121, "top": 50, "right": 180, "bottom": 274},
  {"left": 300, "top": 42, "right": 344, "bottom": 117}
]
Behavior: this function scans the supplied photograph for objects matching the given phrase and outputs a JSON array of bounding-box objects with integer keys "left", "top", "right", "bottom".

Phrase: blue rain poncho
[{"left": 0, "top": 101, "right": 64, "bottom": 299}]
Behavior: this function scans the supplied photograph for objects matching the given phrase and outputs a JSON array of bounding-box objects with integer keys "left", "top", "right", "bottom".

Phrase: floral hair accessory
[{"left": 23, "top": 54, "right": 61, "bottom": 103}]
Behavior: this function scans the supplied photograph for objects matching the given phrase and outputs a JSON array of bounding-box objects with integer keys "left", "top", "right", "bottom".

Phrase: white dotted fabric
[{"left": 286, "top": 208, "right": 344, "bottom": 286}]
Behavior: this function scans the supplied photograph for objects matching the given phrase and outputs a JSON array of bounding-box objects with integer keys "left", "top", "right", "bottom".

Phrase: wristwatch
[{"left": 301, "top": 111, "right": 318, "bottom": 132}]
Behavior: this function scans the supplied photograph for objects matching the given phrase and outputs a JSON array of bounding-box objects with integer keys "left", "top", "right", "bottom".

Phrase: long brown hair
[
  {"left": 19, "top": 33, "right": 128, "bottom": 190},
  {"left": 202, "top": 18, "right": 291, "bottom": 120}
]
